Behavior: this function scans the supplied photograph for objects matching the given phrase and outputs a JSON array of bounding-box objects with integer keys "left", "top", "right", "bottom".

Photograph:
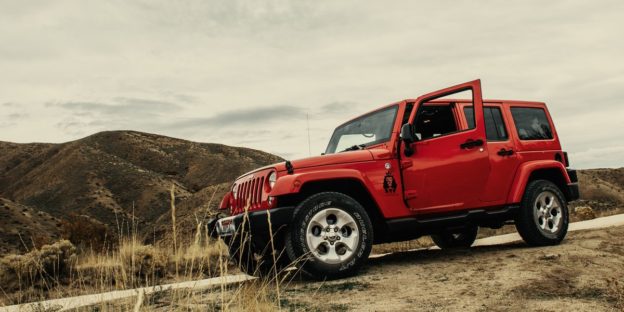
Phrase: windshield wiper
[{"left": 341, "top": 144, "right": 366, "bottom": 152}]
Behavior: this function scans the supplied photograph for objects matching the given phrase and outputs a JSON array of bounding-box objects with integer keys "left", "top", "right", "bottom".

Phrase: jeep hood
[
  {"left": 283, "top": 150, "right": 375, "bottom": 171},
  {"left": 236, "top": 149, "right": 392, "bottom": 180}
]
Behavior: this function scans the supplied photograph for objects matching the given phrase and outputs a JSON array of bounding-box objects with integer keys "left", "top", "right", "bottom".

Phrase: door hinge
[{"left": 400, "top": 160, "right": 413, "bottom": 169}]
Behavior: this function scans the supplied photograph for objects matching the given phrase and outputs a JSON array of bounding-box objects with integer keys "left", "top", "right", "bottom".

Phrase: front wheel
[
  {"left": 515, "top": 180, "right": 569, "bottom": 246},
  {"left": 285, "top": 192, "right": 373, "bottom": 280},
  {"left": 431, "top": 226, "right": 478, "bottom": 249}
]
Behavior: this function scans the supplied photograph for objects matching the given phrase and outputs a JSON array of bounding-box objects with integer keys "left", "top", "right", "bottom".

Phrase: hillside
[
  {"left": 0, "top": 198, "right": 62, "bottom": 254},
  {"left": 0, "top": 131, "right": 283, "bottom": 251},
  {"left": 577, "top": 168, "right": 624, "bottom": 207}
]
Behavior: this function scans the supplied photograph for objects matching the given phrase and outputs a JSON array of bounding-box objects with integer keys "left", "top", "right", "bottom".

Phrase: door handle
[
  {"left": 460, "top": 139, "right": 484, "bottom": 149},
  {"left": 497, "top": 148, "right": 514, "bottom": 156}
]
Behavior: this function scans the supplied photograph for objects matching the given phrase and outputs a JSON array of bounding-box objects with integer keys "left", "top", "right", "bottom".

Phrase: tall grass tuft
[
  {"left": 171, "top": 184, "right": 179, "bottom": 280},
  {"left": 0, "top": 186, "right": 290, "bottom": 310}
]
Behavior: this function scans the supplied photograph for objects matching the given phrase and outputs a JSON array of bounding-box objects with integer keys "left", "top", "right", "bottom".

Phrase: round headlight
[
  {"left": 268, "top": 171, "right": 277, "bottom": 189},
  {"left": 231, "top": 183, "right": 238, "bottom": 199}
]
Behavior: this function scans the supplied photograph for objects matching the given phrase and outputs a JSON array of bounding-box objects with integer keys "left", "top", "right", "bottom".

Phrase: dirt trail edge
[{"left": 0, "top": 275, "right": 254, "bottom": 312}]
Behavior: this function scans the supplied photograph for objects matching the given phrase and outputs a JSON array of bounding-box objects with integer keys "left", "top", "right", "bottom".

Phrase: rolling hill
[{"left": 0, "top": 131, "right": 283, "bottom": 251}]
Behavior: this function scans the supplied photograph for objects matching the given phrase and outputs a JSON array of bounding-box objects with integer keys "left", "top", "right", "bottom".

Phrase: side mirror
[
  {"left": 400, "top": 123, "right": 415, "bottom": 143},
  {"left": 400, "top": 123, "right": 416, "bottom": 157}
]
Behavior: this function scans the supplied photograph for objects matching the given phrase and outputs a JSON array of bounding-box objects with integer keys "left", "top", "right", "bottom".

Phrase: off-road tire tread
[
  {"left": 285, "top": 191, "right": 373, "bottom": 280},
  {"left": 515, "top": 179, "right": 569, "bottom": 246}
]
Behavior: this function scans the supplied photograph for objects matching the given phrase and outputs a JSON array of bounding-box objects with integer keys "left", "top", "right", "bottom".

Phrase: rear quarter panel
[{"left": 503, "top": 102, "right": 569, "bottom": 203}]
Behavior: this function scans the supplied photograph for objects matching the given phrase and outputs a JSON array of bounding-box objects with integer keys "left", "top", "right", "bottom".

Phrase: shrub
[
  {"left": 38, "top": 240, "right": 77, "bottom": 278},
  {"left": 60, "top": 214, "right": 113, "bottom": 251},
  {"left": 0, "top": 240, "right": 77, "bottom": 292}
]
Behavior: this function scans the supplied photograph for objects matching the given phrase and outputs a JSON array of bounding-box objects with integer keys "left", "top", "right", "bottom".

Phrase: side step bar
[{"left": 379, "top": 205, "right": 520, "bottom": 243}]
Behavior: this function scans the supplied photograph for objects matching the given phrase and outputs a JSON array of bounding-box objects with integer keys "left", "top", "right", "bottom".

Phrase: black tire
[
  {"left": 285, "top": 192, "right": 373, "bottom": 280},
  {"left": 515, "top": 179, "right": 569, "bottom": 246},
  {"left": 431, "top": 226, "right": 478, "bottom": 249}
]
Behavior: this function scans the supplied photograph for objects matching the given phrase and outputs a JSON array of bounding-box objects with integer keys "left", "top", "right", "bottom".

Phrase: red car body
[{"left": 213, "top": 79, "right": 579, "bottom": 277}]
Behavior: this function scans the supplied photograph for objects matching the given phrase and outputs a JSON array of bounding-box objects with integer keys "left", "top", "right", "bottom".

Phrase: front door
[{"left": 401, "top": 80, "right": 491, "bottom": 214}]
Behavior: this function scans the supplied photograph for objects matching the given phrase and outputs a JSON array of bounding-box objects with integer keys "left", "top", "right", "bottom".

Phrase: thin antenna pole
[{"left": 306, "top": 113, "right": 311, "bottom": 157}]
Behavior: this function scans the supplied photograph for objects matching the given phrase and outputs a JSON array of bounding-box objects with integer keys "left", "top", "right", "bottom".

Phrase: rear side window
[
  {"left": 510, "top": 107, "right": 553, "bottom": 140},
  {"left": 463, "top": 107, "right": 508, "bottom": 141}
]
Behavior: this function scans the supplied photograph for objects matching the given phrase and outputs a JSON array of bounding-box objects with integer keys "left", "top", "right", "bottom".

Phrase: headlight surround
[
  {"left": 231, "top": 183, "right": 238, "bottom": 199},
  {"left": 268, "top": 171, "right": 277, "bottom": 190}
]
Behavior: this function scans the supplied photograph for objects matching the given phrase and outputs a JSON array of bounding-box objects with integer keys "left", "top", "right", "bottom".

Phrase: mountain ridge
[{"left": 0, "top": 130, "right": 283, "bottom": 252}]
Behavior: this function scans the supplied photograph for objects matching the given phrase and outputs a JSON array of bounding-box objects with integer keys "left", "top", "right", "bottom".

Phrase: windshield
[{"left": 325, "top": 105, "right": 398, "bottom": 154}]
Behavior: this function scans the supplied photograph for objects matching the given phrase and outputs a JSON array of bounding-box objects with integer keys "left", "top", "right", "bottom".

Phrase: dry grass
[
  {"left": 0, "top": 230, "right": 236, "bottom": 305},
  {"left": 0, "top": 240, "right": 77, "bottom": 292},
  {"left": 0, "top": 185, "right": 289, "bottom": 311}
]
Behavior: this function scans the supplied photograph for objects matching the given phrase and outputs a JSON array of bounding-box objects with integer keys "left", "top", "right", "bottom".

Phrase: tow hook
[{"left": 207, "top": 213, "right": 227, "bottom": 238}]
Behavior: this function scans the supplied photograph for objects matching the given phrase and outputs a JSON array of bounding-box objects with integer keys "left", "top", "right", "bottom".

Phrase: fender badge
[
  {"left": 384, "top": 162, "right": 391, "bottom": 170},
  {"left": 383, "top": 172, "right": 397, "bottom": 193}
]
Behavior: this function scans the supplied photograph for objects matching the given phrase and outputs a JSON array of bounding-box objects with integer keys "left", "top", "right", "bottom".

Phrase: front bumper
[{"left": 209, "top": 206, "right": 295, "bottom": 246}]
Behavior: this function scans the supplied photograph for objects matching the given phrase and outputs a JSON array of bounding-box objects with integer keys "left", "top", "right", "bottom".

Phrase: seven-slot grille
[{"left": 236, "top": 175, "right": 265, "bottom": 210}]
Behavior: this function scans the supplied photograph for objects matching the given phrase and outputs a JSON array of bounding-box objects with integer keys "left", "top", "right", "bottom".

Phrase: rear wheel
[
  {"left": 285, "top": 192, "right": 373, "bottom": 280},
  {"left": 515, "top": 179, "right": 569, "bottom": 246},
  {"left": 431, "top": 226, "right": 478, "bottom": 249}
]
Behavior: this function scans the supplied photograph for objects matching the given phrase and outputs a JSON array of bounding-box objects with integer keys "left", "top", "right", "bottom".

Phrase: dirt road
[{"left": 283, "top": 217, "right": 624, "bottom": 311}]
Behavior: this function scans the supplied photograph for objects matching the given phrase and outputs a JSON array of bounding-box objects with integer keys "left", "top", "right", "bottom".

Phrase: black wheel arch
[
  {"left": 527, "top": 168, "right": 574, "bottom": 202},
  {"left": 276, "top": 178, "right": 387, "bottom": 243}
]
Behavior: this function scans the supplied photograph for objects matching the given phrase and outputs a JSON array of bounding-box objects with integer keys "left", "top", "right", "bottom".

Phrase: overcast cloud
[{"left": 1, "top": 0, "right": 623, "bottom": 168}]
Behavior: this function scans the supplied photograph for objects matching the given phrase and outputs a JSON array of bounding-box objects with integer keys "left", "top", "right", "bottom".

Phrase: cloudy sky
[{"left": 1, "top": 0, "right": 623, "bottom": 168}]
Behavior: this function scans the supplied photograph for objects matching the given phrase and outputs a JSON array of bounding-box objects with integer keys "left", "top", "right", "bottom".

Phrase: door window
[
  {"left": 414, "top": 104, "right": 458, "bottom": 140},
  {"left": 412, "top": 89, "right": 475, "bottom": 141},
  {"left": 464, "top": 107, "right": 508, "bottom": 141}
]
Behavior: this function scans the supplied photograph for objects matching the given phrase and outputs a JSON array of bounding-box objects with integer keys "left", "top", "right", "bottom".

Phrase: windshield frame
[{"left": 325, "top": 104, "right": 399, "bottom": 154}]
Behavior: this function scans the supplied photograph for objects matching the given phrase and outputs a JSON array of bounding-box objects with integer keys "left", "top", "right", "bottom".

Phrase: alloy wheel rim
[
  {"left": 306, "top": 208, "right": 359, "bottom": 264},
  {"left": 533, "top": 191, "right": 563, "bottom": 235}
]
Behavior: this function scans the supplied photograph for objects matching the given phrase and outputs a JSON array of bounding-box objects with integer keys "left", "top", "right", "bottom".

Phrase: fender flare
[
  {"left": 507, "top": 160, "right": 571, "bottom": 203},
  {"left": 268, "top": 169, "right": 369, "bottom": 197}
]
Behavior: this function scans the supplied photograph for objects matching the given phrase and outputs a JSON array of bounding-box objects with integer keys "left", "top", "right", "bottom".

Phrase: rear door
[
  {"left": 400, "top": 80, "right": 491, "bottom": 214},
  {"left": 462, "top": 103, "right": 519, "bottom": 204}
]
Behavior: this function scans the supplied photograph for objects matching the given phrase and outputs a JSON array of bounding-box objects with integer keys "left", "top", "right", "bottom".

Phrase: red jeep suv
[{"left": 211, "top": 79, "right": 579, "bottom": 279}]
